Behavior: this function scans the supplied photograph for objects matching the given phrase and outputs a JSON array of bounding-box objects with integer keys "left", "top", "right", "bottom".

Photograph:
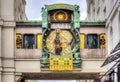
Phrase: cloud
[{"left": 81, "top": 12, "right": 87, "bottom": 20}]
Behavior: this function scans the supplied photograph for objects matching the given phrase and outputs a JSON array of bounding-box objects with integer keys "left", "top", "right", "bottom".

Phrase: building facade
[
  {"left": 15, "top": 20, "right": 106, "bottom": 82},
  {"left": 14, "top": 0, "right": 27, "bottom": 20},
  {"left": 0, "top": 0, "right": 26, "bottom": 82},
  {"left": 0, "top": 1, "right": 106, "bottom": 82},
  {"left": 86, "top": 0, "right": 120, "bottom": 82},
  {"left": 86, "top": 0, "right": 106, "bottom": 20}
]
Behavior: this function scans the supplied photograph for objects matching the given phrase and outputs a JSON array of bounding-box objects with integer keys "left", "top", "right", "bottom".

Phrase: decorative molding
[
  {"left": 0, "top": 66, "right": 3, "bottom": 72},
  {"left": 2, "top": 67, "right": 15, "bottom": 73},
  {"left": 3, "top": 21, "right": 16, "bottom": 27},
  {"left": 0, "top": 20, "right": 3, "bottom": 26},
  {"left": 15, "top": 72, "right": 22, "bottom": 76}
]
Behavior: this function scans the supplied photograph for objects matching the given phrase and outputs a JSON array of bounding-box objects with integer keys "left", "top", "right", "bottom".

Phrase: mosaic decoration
[{"left": 50, "top": 54, "right": 73, "bottom": 70}]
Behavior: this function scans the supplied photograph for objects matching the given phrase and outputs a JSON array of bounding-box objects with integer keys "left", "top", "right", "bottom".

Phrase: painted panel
[
  {"left": 100, "top": 33, "right": 106, "bottom": 48},
  {"left": 37, "top": 34, "right": 42, "bottom": 49},
  {"left": 80, "top": 34, "right": 85, "bottom": 49},
  {"left": 16, "top": 33, "right": 22, "bottom": 48},
  {"left": 50, "top": 54, "right": 73, "bottom": 70}
]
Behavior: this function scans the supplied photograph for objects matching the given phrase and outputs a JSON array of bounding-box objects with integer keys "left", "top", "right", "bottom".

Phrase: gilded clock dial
[{"left": 46, "top": 29, "right": 73, "bottom": 55}]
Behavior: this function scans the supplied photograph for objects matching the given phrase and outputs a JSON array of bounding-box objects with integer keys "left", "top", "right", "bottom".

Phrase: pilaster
[
  {"left": 93, "top": 78, "right": 101, "bottom": 82},
  {"left": 1, "top": 0, "right": 14, "bottom": 21},
  {"left": 0, "top": 20, "right": 3, "bottom": 82},
  {"left": 2, "top": 73, "right": 15, "bottom": 82},
  {"left": 2, "top": 21, "right": 15, "bottom": 82}
]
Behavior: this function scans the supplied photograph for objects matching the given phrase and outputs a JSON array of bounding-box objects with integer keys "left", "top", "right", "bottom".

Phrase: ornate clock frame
[{"left": 41, "top": 4, "right": 81, "bottom": 70}]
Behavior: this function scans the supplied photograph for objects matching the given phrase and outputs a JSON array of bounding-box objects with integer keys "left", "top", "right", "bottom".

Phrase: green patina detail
[
  {"left": 41, "top": 7, "right": 48, "bottom": 28},
  {"left": 80, "top": 20, "right": 105, "bottom": 22},
  {"left": 16, "top": 20, "right": 42, "bottom": 23},
  {"left": 51, "top": 54, "right": 72, "bottom": 58},
  {"left": 73, "top": 5, "right": 80, "bottom": 28},
  {"left": 41, "top": 4, "right": 82, "bottom": 69},
  {"left": 16, "top": 20, "right": 105, "bottom": 23},
  {"left": 46, "top": 3, "right": 75, "bottom": 11}
]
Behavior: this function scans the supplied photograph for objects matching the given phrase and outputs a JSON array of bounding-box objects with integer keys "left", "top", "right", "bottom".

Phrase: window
[
  {"left": 109, "top": 71, "right": 114, "bottom": 82},
  {"left": 87, "top": 34, "right": 98, "bottom": 49},
  {"left": 80, "top": 33, "right": 85, "bottom": 49},
  {"left": 16, "top": 33, "right": 22, "bottom": 48},
  {"left": 118, "top": 64, "right": 120, "bottom": 82},
  {"left": 37, "top": 34, "right": 42, "bottom": 49},
  {"left": 23, "top": 34, "right": 35, "bottom": 49}
]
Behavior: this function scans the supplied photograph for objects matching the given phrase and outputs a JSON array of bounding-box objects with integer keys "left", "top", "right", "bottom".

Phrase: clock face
[{"left": 46, "top": 29, "right": 73, "bottom": 55}]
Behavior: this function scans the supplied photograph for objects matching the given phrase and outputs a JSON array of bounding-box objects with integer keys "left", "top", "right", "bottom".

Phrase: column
[
  {"left": 93, "top": 78, "right": 101, "bottom": 82},
  {"left": 2, "top": 21, "right": 15, "bottom": 82},
  {"left": 0, "top": 20, "right": 3, "bottom": 82}
]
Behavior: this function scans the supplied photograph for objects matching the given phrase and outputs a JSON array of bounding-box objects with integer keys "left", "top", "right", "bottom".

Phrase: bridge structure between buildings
[{"left": 0, "top": 3, "right": 106, "bottom": 82}]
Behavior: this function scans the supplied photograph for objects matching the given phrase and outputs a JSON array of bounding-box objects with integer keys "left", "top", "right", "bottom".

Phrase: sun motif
[{"left": 53, "top": 10, "right": 68, "bottom": 21}]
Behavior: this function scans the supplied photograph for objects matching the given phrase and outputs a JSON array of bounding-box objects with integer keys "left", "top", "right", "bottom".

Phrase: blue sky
[{"left": 25, "top": 0, "right": 87, "bottom": 20}]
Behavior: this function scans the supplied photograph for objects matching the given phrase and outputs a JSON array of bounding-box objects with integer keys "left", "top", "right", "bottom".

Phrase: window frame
[
  {"left": 86, "top": 34, "right": 99, "bottom": 49},
  {"left": 23, "top": 34, "right": 36, "bottom": 49}
]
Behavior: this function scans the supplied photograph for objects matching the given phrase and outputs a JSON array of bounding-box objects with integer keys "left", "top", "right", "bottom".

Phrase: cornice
[
  {"left": 3, "top": 21, "right": 16, "bottom": 27},
  {"left": 0, "top": 20, "right": 3, "bottom": 26}
]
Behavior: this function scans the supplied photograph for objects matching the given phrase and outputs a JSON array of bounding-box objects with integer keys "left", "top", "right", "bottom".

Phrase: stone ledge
[
  {"left": 15, "top": 49, "right": 41, "bottom": 59},
  {"left": 0, "top": 66, "right": 3, "bottom": 71},
  {"left": 3, "top": 21, "right": 15, "bottom": 27},
  {"left": 2, "top": 67, "right": 15, "bottom": 72}
]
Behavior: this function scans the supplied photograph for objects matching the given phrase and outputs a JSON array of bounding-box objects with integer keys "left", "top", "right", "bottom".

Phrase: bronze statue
[{"left": 54, "top": 29, "right": 62, "bottom": 55}]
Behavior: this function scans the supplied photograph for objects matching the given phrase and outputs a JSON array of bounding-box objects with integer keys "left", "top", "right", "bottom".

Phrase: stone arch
[{"left": 17, "top": 77, "right": 25, "bottom": 82}]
